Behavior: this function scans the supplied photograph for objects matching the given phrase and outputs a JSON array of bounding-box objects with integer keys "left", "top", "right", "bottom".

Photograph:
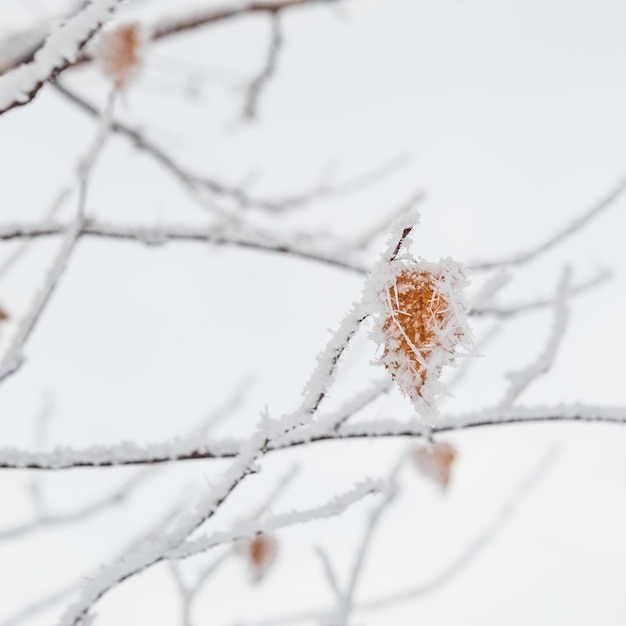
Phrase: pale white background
[{"left": 0, "top": 1, "right": 625, "bottom": 624}]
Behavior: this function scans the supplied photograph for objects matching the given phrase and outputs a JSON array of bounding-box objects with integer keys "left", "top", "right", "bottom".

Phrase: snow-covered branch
[
  {"left": 168, "top": 479, "right": 384, "bottom": 560},
  {"left": 498, "top": 268, "right": 571, "bottom": 408},
  {"left": 0, "top": 0, "right": 122, "bottom": 115},
  {"left": 0, "top": 403, "right": 624, "bottom": 470}
]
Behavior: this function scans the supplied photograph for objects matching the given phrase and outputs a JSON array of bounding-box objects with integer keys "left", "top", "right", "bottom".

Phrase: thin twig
[
  {"left": 242, "top": 16, "right": 283, "bottom": 120},
  {"left": 497, "top": 267, "right": 571, "bottom": 408},
  {"left": 0, "top": 89, "right": 115, "bottom": 384},
  {"left": 333, "top": 459, "right": 403, "bottom": 624},
  {"left": 359, "top": 447, "right": 560, "bottom": 613},
  {"left": 468, "top": 176, "right": 626, "bottom": 271}
]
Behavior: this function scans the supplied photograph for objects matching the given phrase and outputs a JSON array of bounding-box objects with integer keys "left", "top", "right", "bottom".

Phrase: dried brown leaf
[
  {"left": 96, "top": 23, "right": 144, "bottom": 89},
  {"left": 235, "top": 533, "right": 278, "bottom": 584},
  {"left": 412, "top": 441, "right": 457, "bottom": 491}
]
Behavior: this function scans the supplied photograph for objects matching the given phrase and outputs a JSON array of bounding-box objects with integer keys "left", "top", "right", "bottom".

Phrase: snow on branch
[
  {"left": 168, "top": 479, "right": 384, "bottom": 560},
  {"left": 56, "top": 431, "right": 268, "bottom": 626},
  {"left": 1, "top": 403, "right": 626, "bottom": 470},
  {"left": 0, "top": 0, "right": 122, "bottom": 115},
  {"left": 498, "top": 267, "right": 572, "bottom": 408},
  {"left": 288, "top": 301, "right": 367, "bottom": 429},
  {"left": 0, "top": 219, "right": 368, "bottom": 276},
  {"left": 0, "top": 219, "right": 83, "bottom": 383}
]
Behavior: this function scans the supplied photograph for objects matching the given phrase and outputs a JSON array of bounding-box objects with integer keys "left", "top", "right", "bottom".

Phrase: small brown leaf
[
  {"left": 235, "top": 533, "right": 278, "bottom": 584},
  {"left": 412, "top": 441, "right": 457, "bottom": 491},
  {"left": 0, "top": 306, "right": 8, "bottom": 322},
  {"left": 96, "top": 23, "right": 144, "bottom": 90}
]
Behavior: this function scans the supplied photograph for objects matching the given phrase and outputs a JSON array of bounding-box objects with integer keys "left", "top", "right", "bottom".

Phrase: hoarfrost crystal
[{"left": 364, "top": 254, "right": 471, "bottom": 419}]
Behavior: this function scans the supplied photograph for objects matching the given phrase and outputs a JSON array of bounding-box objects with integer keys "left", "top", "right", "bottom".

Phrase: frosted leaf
[
  {"left": 412, "top": 441, "right": 457, "bottom": 491},
  {"left": 363, "top": 257, "right": 471, "bottom": 419}
]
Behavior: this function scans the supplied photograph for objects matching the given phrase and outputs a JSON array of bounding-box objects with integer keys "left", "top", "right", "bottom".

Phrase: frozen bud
[
  {"left": 95, "top": 23, "right": 145, "bottom": 90},
  {"left": 412, "top": 441, "right": 457, "bottom": 491},
  {"left": 235, "top": 533, "right": 278, "bottom": 584},
  {"left": 0, "top": 306, "right": 8, "bottom": 322},
  {"left": 364, "top": 258, "right": 471, "bottom": 418}
]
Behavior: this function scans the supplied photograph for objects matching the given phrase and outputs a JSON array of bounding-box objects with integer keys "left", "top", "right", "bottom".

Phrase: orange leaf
[
  {"left": 235, "top": 533, "right": 278, "bottom": 584},
  {"left": 96, "top": 23, "right": 144, "bottom": 90},
  {"left": 367, "top": 259, "right": 470, "bottom": 417},
  {"left": 412, "top": 441, "right": 457, "bottom": 491}
]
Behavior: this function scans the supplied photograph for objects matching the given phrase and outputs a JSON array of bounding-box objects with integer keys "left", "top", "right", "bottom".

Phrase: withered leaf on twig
[
  {"left": 95, "top": 23, "right": 145, "bottom": 90},
  {"left": 366, "top": 258, "right": 471, "bottom": 417},
  {"left": 412, "top": 441, "right": 457, "bottom": 491},
  {"left": 235, "top": 533, "right": 278, "bottom": 584}
]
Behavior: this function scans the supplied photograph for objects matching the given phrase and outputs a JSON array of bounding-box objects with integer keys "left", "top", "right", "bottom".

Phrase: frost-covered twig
[
  {"left": 469, "top": 269, "right": 512, "bottom": 311},
  {"left": 315, "top": 547, "right": 343, "bottom": 601},
  {"left": 169, "top": 465, "right": 298, "bottom": 626},
  {"left": 0, "top": 218, "right": 367, "bottom": 273},
  {"left": 286, "top": 302, "right": 368, "bottom": 429},
  {"left": 0, "top": 187, "right": 71, "bottom": 284},
  {"left": 242, "top": 15, "right": 283, "bottom": 120},
  {"left": 350, "top": 191, "right": 425, "bottom": 252},
  {"left": 0, "top": 89, "right": 115, "bottom": 384},
  {"left": 359, "top": 447, "right": 559, "bottom": 613},
  {"left": 470, "top": 268, "right": 610, "bottom": 317},
  {"left": 52, "top": 81, "right": 403, "bottom": 214},
  {"left": 243, "top": 447, "right": 558, "bottom": 626},
  {"left": 0, "top": 0, "right": 122, "bottom": 115},
  {"left": 2, "top": 403, "right": 626, "bottom": 470},
  {"left": 56, "top": 431, "right": 267, "bottom": 626},
  {"left": 0, "top": 469, "right": 155, "bottom": 542},
  {"left": 0, "top": 0, "right": 347, "bottom": 77},
  {"left": 0, "top": 219, "right": 83, "bottom": 383},
  {"left": 283, "top": 210, "right": 422, "bottom": 430},
  {"left": 468, "top": 175, "right": 626, "bottom": 271},
  {"left": 58, "top": 390, "right": 337, "bottom": 625},
  {"left": 168, "top": 479, "right": 384, "bottom": 560},
  {"left": 1, "top": 495, "right": 187, "bottom": 626},
  {"left": 148, "top": 0, "right": 347, "bottom": 43},
  {"left": 498, "top": 268, "right": 571, "bottom": 408},
  {"left": 331, "top": 460, "right": 402, "bottom": 625},
  {"left": 298, "top": 379, "right": 391, "bottom": 437}
]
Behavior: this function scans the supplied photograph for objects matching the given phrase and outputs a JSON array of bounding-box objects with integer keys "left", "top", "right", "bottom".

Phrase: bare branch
[
  {"left": 242, "top": 16, "right": 283, "bottom": 120},
  {"left": 359, "top": 447, "right": 559, "bottom": 613},
  {"left": 0, "top": 88, "right": 115, "bottom": 384},
  {"left": 0, "top": 219, "right": 83, "bottom": 383},
  {"left": 52, "top": 80, "right": 406, "bottom": 213},
  {"left": 149, "top": 0, "right": 345, "bottom": 43},
  {"left": 468, "top": 175, "right": 626, "bottom": 271},
  {"left": 332, "top": 460, "right": 403, "bottom": 624},
  {"left": 470, "top": 268, "right": 610, "bottom": 318},
  {"left": 168, "top": 479, "right": 383, "bottom": 561},
  {"left": 244, "top": 447, "right": 559, "bottom": 625},
  {"left": 0, "top": 469, "right": 155, "bottom": 542}
]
